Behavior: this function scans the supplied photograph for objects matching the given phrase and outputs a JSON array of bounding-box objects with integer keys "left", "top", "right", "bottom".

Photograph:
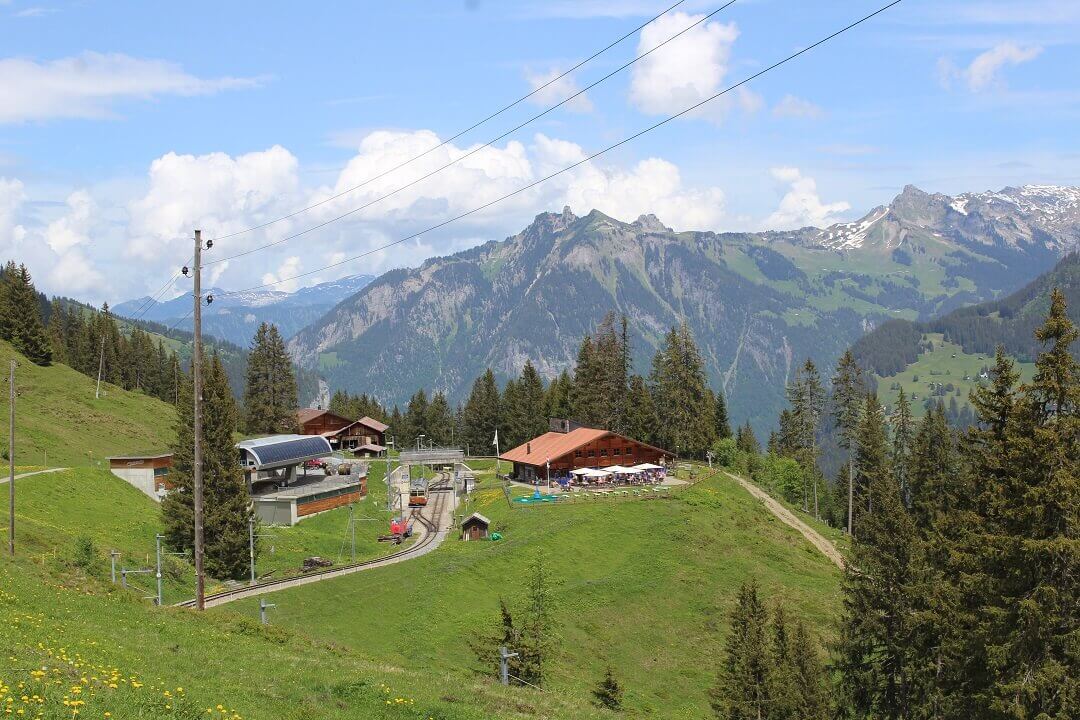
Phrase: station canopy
[
  {"left": 237, "top": 434, "right": 332, "bottom": 471},
  {"left": 398, "top": 448, "right": 465, "bottom": 465}
]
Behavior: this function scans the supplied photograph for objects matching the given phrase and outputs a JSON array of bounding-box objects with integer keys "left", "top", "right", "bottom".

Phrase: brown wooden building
[
  {"left": 297, "top": 408, "right": 388, "bottom": 455},
  {"left": 499, "top": 423, "right": 670, "bottom": 483}
]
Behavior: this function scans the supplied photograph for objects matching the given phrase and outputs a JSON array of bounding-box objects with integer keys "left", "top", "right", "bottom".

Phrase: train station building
[{"left": 499, "top": 419, "right": 671, "bottom": 484}]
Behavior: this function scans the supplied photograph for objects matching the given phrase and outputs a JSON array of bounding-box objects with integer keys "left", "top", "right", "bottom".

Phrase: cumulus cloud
[
  {"left": 126, "top": 145, "right": 301, "bottom": 262},
  {"left": 764, "top": 167, "right": 849, "bottom": 230},
  {"left": 938, "top": 42, "right": 1042, "bottom": 92},
  {"left": 0, "top": 52, "right": 260, "bottom": 123},
  {"left": 772, "top": 94, "right": 824, "bottom": 119},
  {"left": 524, "top": 67, "right": 593, "bottom": 112},
  {"left": 629, "top": 12, "right": 759, "bottom": 122},
  {"left": 53, "top": 128, "right": 731, "bottom": 301},
  {"left": 0, "top": 178, "right": 27, "bottom": 253}
]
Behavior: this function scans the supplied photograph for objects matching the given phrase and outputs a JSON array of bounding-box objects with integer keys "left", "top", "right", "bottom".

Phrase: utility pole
[
  {"left": 155, "top": 534, "right": 164, "bottom": 606},
  {"left": 248, "top": 515, "right": 256, "bottom": 585},
  {"left": 8, "top": 360, "right": 14, "bottom": 557},
  {"left": 94, "top": 335, "right": 105, "bottom": 399},
  {"left": 192, "top": 229, "right": 206, "bottom": 610}
]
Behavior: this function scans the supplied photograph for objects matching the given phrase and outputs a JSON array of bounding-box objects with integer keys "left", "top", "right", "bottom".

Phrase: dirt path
[
  {"left": 723, "top": 471, "right": 845, "bottom": 570},
  {"left": 0, "top": 467, "right": 67, "bottom": 484}
]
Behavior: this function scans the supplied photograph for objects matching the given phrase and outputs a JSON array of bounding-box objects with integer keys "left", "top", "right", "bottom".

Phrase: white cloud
[
  {"left": 0, "top": 52, "right": 260, "bottom": 123},
  {"left": 261, "top": 256, "right": 302, "bottom": 292},
  {"left": 629, "top": 12, "right": 759, "bottom": 122},
  {"left": 938, "top": 42, "right": 1043, "bottom": 92},
  {"left": 0, "top": 178, "right": 27, "bottom": 253},
  {"left": 524, "top": 68, "right": 593, "bottom": 113},
  {"left": 764, "top": 167, "right": 849, "bottom": 230},
  {"left": 126, "top": 145, "right": 301, "bottom": 262},
  {"left": 27, "top": 128, "right": 732, "bottom": 301},
  {"left": 772, "top": 94, "right": 824, "bottom": 119}
]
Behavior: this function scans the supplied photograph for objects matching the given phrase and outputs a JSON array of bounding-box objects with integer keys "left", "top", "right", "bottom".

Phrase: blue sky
[{"left": 0, "top": 0, "right": 1077, "bottom": 305}]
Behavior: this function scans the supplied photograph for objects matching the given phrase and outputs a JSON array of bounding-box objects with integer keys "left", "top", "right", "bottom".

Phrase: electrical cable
[{"left": 215, "top": 0, "right": 904, "bottom": 298}]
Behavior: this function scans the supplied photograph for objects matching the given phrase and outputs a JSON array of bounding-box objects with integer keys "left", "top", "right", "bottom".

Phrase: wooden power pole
[
  {"left": 8, "top": 360, "right": 14, "bottom": 556},
  {"left": 193, "top": 230, "right": 206, "bottom": 609}
]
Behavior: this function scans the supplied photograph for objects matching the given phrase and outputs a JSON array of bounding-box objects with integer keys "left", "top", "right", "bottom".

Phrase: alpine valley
[{"left": 277, "top": 183, "right": 1079, "bottom": 433}]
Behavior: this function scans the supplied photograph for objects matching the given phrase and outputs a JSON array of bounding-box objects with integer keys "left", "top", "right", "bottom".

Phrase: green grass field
[
  {"left": 222, "top": 470, "right": 843, "bottom": 718},
  {"left": 0, "top": 339, "right": 176, "bottom": 467},
  {"left": 876, "top": 333, "right": 1036, "bottom": 417}
]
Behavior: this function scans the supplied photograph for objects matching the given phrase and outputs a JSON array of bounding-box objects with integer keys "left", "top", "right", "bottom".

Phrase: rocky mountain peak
[{"left": 633, "top": 213, "right": 671, "bottom": 233}]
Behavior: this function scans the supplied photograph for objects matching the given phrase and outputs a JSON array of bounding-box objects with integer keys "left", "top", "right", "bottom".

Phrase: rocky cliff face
[{"left": 288, "top": 185, "right": 1078, "bottom": 434}]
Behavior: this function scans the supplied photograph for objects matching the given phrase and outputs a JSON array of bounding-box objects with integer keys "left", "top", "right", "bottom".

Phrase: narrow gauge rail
[{"left": 175, "top": 482, "right": 451, "bottom": 609}]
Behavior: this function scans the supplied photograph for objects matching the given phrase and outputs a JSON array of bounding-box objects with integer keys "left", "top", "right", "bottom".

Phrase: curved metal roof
[{"left": 237, "top": 435, "right": 332, "bottom": 470}]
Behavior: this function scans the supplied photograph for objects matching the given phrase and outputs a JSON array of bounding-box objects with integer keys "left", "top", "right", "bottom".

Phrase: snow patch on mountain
[{"left": 815, "top": 206, "right": 889, "bottom": 249}]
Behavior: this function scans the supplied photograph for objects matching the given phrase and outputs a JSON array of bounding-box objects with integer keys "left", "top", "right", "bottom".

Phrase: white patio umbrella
[{"left": 631, "top": 463, "right": 665, "bottom": 471}]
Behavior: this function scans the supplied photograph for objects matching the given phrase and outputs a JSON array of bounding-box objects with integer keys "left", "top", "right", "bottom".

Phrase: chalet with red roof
[{"left": 297, "top": 408, "right": 388, "bottom": 457}]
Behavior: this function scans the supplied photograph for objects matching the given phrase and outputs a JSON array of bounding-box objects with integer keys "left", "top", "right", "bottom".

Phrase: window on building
[
  {"left": 575, "top": 450, "right": 583, "bottom": 458},
  {"left": 588, "top": 450, "right": 595, "bottom": 457},
  {"left": 600, "top": 449, "right": 608, "bottom": 457},
  {"left": 625, "top": 447, "right": 633, "bottom": 455},
  {"left": 613, "top": 448, "right": 621, "bottom": 455}
]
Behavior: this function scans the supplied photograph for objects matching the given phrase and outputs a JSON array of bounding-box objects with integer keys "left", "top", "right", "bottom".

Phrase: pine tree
[
  {"left": 786, "top": 359, "right": 826, "bottom": 513},
  {"left": 790, "top": 618, "right": 830, "bottom": 720},
  {"left": 711, "top": 579, "right": 771, "bottom": 720},
  {"left": 766, "top": 605, "right": 801, "bottom": 720},
  {"left": 162, "top": 352, "right": 254, "bottom": 579},
  {"left": 501, "top": 379, "right": 524, "bottom": 448},
  {"left": 462, "top": 369, "right": 501, "bottom": 453},
  {"left": 837, "top": 392, "right": 919, "bottom": 719},
  {"left": 832, "top": 350, "right": 865, "bottom": 534},
  {"left": 714, "top": 390, "right": 733, "bottom": 440},
  {"left": 243, "top": 323, "right": 298, "bottom": 434}
]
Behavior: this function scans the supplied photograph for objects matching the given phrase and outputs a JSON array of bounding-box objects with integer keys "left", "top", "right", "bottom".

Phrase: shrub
[
  {"left": 71, "top": 534, "right": 102, "bottom": 574},
  {"left": 711, "top": 438, "right": 739, "bottom": 468},
  {"left": 592, "top": 667, "right": 623, "bottom": 711}
]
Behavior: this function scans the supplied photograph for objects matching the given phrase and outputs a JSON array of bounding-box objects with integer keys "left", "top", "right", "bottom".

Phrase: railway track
[{"left": 176, "top": 482, "right": 452, "bottom": 609}]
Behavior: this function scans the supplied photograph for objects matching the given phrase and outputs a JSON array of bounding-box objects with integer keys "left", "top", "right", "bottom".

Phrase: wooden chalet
[
  {"left": 499, "top": 419, "right": 671, "bottom": 483},
  {"left": 297, "top": 408, "right": 388, "bottom": 456}
]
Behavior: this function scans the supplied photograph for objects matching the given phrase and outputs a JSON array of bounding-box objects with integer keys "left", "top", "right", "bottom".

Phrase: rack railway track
[{"left": 176, "top": 477, "right": 452, "bottom": 609}]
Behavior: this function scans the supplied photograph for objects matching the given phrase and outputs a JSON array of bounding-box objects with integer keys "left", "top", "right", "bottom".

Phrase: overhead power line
[
  {"left": 203, "top": 0, "right": 689, "bottom": 246},
  {"left": 205, "top": 0, "right": 737, "bottom": 267},
  {"left": 216, "top": 0, "right": 904, "bottom": 299}
]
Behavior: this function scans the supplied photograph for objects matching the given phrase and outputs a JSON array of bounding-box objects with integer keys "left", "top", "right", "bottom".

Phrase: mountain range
[
  {"left": 115, "top": 274, "right": 375, "bottom": 346},
  {"left": 284, "top": 184, "right": 1080, "bottom": 433}
]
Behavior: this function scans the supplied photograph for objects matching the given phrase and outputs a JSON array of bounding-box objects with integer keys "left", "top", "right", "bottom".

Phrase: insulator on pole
[
  {"left": 206, "top": 294, "right": 214, "bottom": 305},
  {"left": 182, "top": 266, "right": 189, "bottom": 277}
]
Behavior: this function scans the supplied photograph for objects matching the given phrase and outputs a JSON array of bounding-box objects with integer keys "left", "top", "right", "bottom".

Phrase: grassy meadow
[
  {"left": 876, "top": 332, "right": 1036, "bottom": 416},
  {"left": 223, "top": 469, "right": 844, "bottom": 718}
]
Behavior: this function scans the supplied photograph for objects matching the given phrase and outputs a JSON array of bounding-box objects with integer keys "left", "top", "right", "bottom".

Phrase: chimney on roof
[{"left": 527, "top": 442, "right": 532, "bottom": 454}]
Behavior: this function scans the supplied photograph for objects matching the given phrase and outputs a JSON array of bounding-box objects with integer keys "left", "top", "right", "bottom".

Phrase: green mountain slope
[
  {"left": 289, "top": 185, "right": 1078, "bottom": 436},
  {"left": 0, "top": 338, "right": 175, "bottom": 466},
  {"left": 851, "top": 252, "right": 1079, "bottom": 418}
]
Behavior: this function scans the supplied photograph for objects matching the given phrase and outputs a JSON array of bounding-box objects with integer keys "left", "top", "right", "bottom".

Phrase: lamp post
[{"left": 416, "top": 434, "right": 425, "bottom": 451}]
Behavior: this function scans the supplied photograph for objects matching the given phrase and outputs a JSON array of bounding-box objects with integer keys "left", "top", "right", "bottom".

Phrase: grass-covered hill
[
  {"left": 0, "top": 338, "right": 175, "bottom": 467},
  {"left": 850, "top": 252, "right": 1079, "bottom": 418},
  {"left": 222, "top": 472, "right": 843, "bottom": 718}
]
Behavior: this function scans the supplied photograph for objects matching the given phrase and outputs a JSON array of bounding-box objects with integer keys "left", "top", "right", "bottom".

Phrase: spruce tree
[
  {"left": 735, "top": 421, "right": 760, "bottom": 456},
  {"left": 6, "top": 264, "right": 51, "bottom": 365},
  {"left": 592, "top": 668, "right": 623, "bottom": 711},
  {"left": 162, "top": 352, "right": 254, "bottom": 579},
  {"left": 790, "top": 618, "right": 830, "bottom": 720},
  {"left": 517, "top": 360, "right": 548, "bottom": 441},
  {"left": 462, "top": 369, "right": 501, "bottom": 453},
  {"left": 714, "top": 390, "right": 733, "bottom": 440},
  {"left": 501, "top": 379, "right": 523, "bottom": 448},
  {"left": 836, "top": 392, "right": 919, "bottom": 719},
  {"left": 545, "top": 369, "right": 573, "bottom": 420},
  {"left": 243, "top": 323, "right": 298, "bottom": 434},
  {"left": 832, "top": 350, "right": 865, "bottom": 534},
  {"left": 402, "top": 389, "right": 429, "bottom": 449},
  {"left": 625, "top": 375, "right": 657, "bottom": 444},
  {"left": 970, "top": 289, "right": 1080, "bottom": 719},
  {"left": 890, "top": 388, "right": 914, "bottom": 507},
  {"left": 711, "top": 579, "right": 771, "bottom": 720},
  {"left": 426, "top": 391, "right": 454, "bottom": 446},
  {"left": 650, "top": 323, "right": 714, "bottom": 456},
  {"left": 572, "top": 334, "right": 604, "bottom": 426}
]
